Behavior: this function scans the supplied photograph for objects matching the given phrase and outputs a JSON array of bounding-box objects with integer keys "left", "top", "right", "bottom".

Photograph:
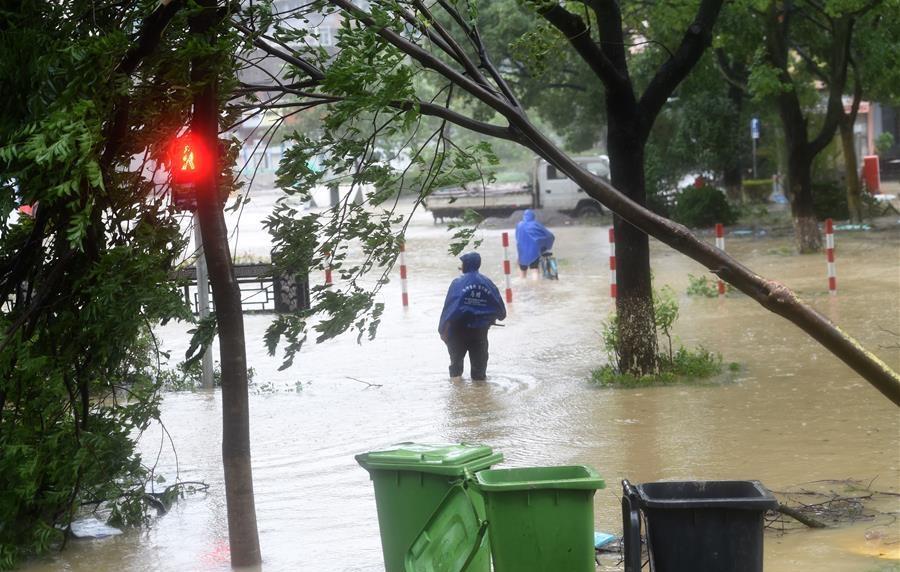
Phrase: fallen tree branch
[{"left": 776, "top": 503, "right": 828, "bottom": 528}]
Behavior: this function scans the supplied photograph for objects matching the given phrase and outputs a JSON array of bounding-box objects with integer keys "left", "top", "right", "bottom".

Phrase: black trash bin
[{"left": 622, "top": 479, "right": 778, "bottom": 572}]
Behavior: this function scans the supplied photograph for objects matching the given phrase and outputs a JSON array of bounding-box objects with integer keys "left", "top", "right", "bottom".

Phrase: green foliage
[
  {"left": 447, "top": 209, "right": 486, "bottom": 256},
  {"left": 875, "top": 132, "right": 895, "bottom": 156},
  {"left": 654, "top": 286, "right": 679, "bottom": 362},
  {"left": 741, "top": 179, "right": 772, "bottom": 203},
  {"left": 591, "top": 346, "right": 724, "bottom": 385},
  {"left": 160, "top": 361, "right": 256, "bottom": 392},
  {"left": 686, "top": 273, "right": 734, "bottom": 297},
  {"left": 0, "top": 1, "right": 219, "bottom": 566},
  {"left": 592, "top": 347, "right": 723, "bottom": 386},
  {"left": 812, "top": 178, "right": 850, "bottom": 220},
  {"left": 476, "top": 0, "right": 605, "bottom": 151},
  {"left": 672, "top": 185, "right": 738, "bottom": 228}
]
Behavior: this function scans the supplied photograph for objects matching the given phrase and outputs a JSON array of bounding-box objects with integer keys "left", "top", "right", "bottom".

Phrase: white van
[{"left": 532, "top": 155, "right": 610, "bottom": 216}]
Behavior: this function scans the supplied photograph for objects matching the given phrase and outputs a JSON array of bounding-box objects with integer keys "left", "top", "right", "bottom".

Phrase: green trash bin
[
  {"left": 475, "top": 465, "right": 605, "bottom": 572},
  {"left": 356, "top": 443, "right": 503, "bottom": 572}
]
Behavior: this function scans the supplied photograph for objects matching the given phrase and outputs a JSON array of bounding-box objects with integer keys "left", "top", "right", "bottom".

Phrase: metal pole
[
  {"left": 194, "top": 215, "right": 214, "bottom": 388},
  {"left": 752, "top": 137, "right": 758, "bottom": 179}
]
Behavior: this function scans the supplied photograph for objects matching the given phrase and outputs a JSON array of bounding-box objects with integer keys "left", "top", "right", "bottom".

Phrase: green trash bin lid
[
  {"left": 356, "top": 443, "right": 503, "bottom": 477},
  {"left": 404, "top": 484, "right": 486, "bottom": 572},
  {"left": 475, "top": 465, "right": 605, "bottom": 491}
]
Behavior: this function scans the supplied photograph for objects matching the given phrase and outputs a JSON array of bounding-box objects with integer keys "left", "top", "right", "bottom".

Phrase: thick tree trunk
[
  {"left": 787, "top": 151, "right": 822, "bottom": 253},
  {"left": 840, "top": 116, "right": 863, "bottom": 223},
  {"left": 607, "top": 114, "right": 657, "bottom": 375},
  {"left": 191, "top": 2, "right": 262, "bottom": 567}
]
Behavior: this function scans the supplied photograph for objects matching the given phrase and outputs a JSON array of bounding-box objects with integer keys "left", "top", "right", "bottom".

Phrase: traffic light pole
[{"left": 193, "top": 216, "right": 214, "bottom": 389}]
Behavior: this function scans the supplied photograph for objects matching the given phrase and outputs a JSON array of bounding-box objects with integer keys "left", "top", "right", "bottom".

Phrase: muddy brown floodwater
[{"left": 22, "top": 199, "right": 900, "bottom": 571}]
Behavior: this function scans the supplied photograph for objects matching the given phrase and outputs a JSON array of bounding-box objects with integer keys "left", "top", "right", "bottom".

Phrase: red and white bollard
[
  {"left": 502, "top": 232, "right": 513, "bottom": 303},
  {"left": 324, "top": 251, "right": 333, "bottom": 285},
  {"left": 399, "top": 241, "right": 409, "bottom": 307},
  {"left": 715, "top": 223, "right": 726, "bottom": 296},
  {"left": 609, "top": 228, "right": 617, "bottom": 299},
  {"left": 825, "top": 218, "right": 836, "bottom": 295}
]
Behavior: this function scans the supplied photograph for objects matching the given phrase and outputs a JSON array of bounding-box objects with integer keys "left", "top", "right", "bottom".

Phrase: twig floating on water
[{"left": 346, "top": 376, "right": 383, "bottom": 389}]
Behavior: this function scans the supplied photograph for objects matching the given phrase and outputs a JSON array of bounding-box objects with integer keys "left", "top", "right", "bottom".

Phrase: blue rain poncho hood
[
  {"left": 515, "top": 209, "right": 555, "bottom": 266},
  {"left": 438, "top": 252, "right": 506, "bottom": 333}
]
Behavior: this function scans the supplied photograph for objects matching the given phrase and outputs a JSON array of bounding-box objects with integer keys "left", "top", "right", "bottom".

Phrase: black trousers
[{"left": 446, "top": 327, "right": 490, "bottom": 380}]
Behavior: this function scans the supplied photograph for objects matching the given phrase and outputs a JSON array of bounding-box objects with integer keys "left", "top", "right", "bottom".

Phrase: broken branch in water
[
  {"left": 767, "top": 478, "right": 898, "bottom": 533},
  {"left": 776, "top": 503, "right": 828, "bottom": 528},
  {"left": 345, "top": 376, "right": 383, "bottom": 389},
  {"left": 146, "top": 481, "right": 211, "bottom": 515}
]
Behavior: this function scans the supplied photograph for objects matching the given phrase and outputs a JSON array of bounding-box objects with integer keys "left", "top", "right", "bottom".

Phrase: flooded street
[{"left": 24, "top": 193, "right": 900, "bottom": 572}]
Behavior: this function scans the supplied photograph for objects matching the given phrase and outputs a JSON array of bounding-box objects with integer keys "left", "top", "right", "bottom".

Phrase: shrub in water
[{"left": 672, "top": 185, "right": 737, "bottom": 228}]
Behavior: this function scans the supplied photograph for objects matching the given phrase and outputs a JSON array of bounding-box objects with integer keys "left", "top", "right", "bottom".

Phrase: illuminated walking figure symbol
[{"left": 181, "top": 144, "right": 196, "bottom": 172}]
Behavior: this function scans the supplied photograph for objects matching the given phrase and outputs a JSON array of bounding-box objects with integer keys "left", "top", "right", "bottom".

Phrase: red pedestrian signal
[
  {"left": 168, "top": 132, "right": 210, "bottom": 186},
  {"left": 168, "top": 132, "right": 212, "bottom": 211}
]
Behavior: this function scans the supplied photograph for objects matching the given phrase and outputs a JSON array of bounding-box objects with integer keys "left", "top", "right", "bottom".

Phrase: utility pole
[{"left": 194, "top": 217, "right": 214, "bottom": 388}]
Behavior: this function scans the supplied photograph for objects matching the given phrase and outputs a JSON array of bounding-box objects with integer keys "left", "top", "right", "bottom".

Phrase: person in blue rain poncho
[
  {"left": 515, "top": 209, "right": 555, "bottom": 276},
  {"left": 438, "top": 252, "right": 506, "bottom": 381}
]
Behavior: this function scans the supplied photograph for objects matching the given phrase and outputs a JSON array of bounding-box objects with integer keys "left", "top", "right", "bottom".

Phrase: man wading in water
[{"left": 438, "top": 252, "right": 506, "bottom": 382}]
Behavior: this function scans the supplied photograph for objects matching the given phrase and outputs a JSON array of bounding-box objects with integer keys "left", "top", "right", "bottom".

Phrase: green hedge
[
  {"left": 741, "top": 179, "right": 772, "bottom": 203},
  {"left": 672, "top": 185, "right": 738, "bottom": 228},
  {"left": 812, "top": 179, "right": 850, "bottom": 220}
]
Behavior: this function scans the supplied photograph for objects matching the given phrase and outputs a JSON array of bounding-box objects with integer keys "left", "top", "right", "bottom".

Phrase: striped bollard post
[
  {"left": 715, "top": 223, "right": 726, "bottom": 296},
  {"left": 324, "top": 251, "right": 333, "bottom": 286},
  {"left": 609, "top": 228, "right": 617, "bottom": 299},
  {"left": 399, "top": 241, "right": 409, "bottom": 307},
  {"left": 825, "top": 218, "right": 836, "bottom": 295},
  {"left": 502, "top": 232, "right": 513, "bottom": 303}
]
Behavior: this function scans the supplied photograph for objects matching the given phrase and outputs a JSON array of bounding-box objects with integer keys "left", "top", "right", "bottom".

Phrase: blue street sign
[{"left": 751, "top": 117, "right": 761, "bottom": 140}]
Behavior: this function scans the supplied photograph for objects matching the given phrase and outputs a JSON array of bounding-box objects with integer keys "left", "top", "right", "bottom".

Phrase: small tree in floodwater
[{"left": 230, "top": 0, "right": 899, "bottom": 404}]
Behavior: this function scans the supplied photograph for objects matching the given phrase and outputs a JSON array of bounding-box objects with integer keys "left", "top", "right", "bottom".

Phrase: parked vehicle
[{"left": 424, "top": 155, "right": 610, "bottom": 221}]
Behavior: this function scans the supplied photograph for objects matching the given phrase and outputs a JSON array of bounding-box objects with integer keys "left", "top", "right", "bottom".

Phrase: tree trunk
[
  {"left": 190, "top": 2, "right": 262, "bottom": 567},
  {"left": 787, "top": 151, "right": 822, "bottom": 253},
  {"left": 724, "top": 85, "right": 744, "bottom": 201},
  {"left": 840, "top": 115, "right": 863, "bottom": 223},
  {"left": 607, "top": 113, "right": 658, "bottom": 375}
]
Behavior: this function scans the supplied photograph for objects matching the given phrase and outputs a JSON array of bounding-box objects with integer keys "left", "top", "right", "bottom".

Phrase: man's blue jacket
[
  {"left": 515, "top": 209, "right": 555, "bottom": 266},
  {"left": 438, "top": 252, "right": 506, "bottom": 335}
]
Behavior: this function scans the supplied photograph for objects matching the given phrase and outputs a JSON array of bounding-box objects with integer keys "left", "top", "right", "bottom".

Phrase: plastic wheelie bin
[
  {"left": 356, "top": 443, "right": 502, "bottom": 572},
  {"left": 474, "top": 465, "right": 605, "bottom": 572},
  {"left": 622, "top": 479, "right": 778, "bottom": 572}
]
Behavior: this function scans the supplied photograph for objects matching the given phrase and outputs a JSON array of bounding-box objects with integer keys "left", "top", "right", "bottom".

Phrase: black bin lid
[{"left": 637, "top": 480, "right": 778, "bottom": 510}]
